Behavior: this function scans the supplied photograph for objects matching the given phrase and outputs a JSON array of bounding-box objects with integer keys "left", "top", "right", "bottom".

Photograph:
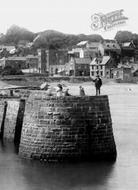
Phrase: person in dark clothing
[
  {"left": 56, "top": 84, "right": 63, "bottom": 97},
  {"left": 79, "top": 86, "right": 85, "bottom": 96},
  {"left": 92, "top": 75, "right": 102, "bottom": 95},
  {"left": 64, "top": 88, "right": 71, "bottom": 96}
]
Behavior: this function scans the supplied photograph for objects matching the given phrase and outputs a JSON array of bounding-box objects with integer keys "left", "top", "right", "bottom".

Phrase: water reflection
[
  {"left": 22, "top": 162, "right": 115, "bottom": 190},
  {"left": 0, "top": 142, "right": 115, "bottom": 190}
]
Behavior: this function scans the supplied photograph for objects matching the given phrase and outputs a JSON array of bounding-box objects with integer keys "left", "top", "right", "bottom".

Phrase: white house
[{"left": 90, "top": 56, "right": 115, "bottom": 78}]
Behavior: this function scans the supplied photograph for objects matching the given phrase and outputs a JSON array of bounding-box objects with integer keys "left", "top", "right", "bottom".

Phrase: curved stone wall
[{"left": 19, "top": 91, "right": 117, "bottom": 162}]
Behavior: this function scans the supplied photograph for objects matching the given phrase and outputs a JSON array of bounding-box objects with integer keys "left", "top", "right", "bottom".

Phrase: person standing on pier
[
  {"left": 92, "top": 75, "right": 102, "bottom": 96},
  {"left": 56, "top": 84, "right": 63, "bottom": 97},
  {"left": 79, "top": 86, "right": 85, "bottom": 96}
]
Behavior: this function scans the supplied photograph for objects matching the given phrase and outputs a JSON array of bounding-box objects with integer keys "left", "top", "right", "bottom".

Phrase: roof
[
  {"left": 87, "top": 42, "right": 100, "bottom": 48},
  {"left": 0, "top": 45, "right": 15, "bottom": 51},
  {"left": 102, "top": 43, "right": 121, "bottom": 50},
  {"left": 6, "top": 57, "right": 26, "bottom": 61},
  {"left": 77, "top": 41, "right": 88, "bottom": 46},
  {"left": 122, "top": 42, "right": 135, "bottom": 48},
  {"left": 102, "top": 56, "right": 111, "bottom": 65},
  {"left": 68, "top": 50, "right": 74, "bottom": 54},
  {"left": 90, "top": 56, "right": 111, "bottom": 65},
  {"left": 9, "top": 48, "right": 16, "bottom": 54},
  {"left": 104, "top": 39, "right": 116, "bottom": 43},
  {"left": 100, "top": 40, "right": 121, "bottom": 50},
  {"left": 74, "top": 58, "right": 91, "bottom": 64},
  {"left": 123, "top": 42, "right": 131, "bottom": 47},
  {"left": 26, "top": 55, "right": 38, "bottom": 59},
  {"left": 118, "top": 64, "right": 132, "bottom": 69}
]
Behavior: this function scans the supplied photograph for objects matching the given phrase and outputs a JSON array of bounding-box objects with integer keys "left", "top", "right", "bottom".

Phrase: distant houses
[
  {"left": 0, "top": 39, "right": 138, "bottom": 78},
  {"left": 74, "top": 41, "right": 100, "bottom": 60},
  {"left": 65, "top": 39, "right": 138, "bottom": 79},
  {"left": 66, "top": 40, "right": 121, "bottom": 78},
  {"left": 0, "top": 45, "right": 15, "bottom": 53},
  {"left": 0, "top": 55, "right": 38, "bottom": 73},
  {"left": 0, "top": 57, "right": 26, "bottom": 69}
]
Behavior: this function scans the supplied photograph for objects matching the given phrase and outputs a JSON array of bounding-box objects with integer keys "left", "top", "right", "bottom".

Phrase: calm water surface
[{"left": 0, "top": 84, "right": 138, "bottom": 190}]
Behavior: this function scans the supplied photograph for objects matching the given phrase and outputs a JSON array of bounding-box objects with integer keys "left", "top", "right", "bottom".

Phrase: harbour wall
[{"left": 19, "top": 91, "right": 117, "bottom": 162}]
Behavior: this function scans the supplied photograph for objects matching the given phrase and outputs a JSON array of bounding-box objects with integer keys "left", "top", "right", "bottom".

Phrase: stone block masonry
[
  {"left": 0, "top": 98, "right": 25, "bottom": 143},
  {"left": 4, "top": 100, "right": 20, "bottom": 141},
  {"left": 19, "top": 91, "right": 117, "bottom": 162},
  {"left": 0, "top": 101, "right": 7, "bottom": 139}
]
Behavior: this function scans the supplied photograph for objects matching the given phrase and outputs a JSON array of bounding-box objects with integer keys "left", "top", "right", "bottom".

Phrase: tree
[
  {"left": 115, "top": 31, "right": 138, "bottom": 48},
  {"left": 0, "top": 25, "right": 34, "bottom": 45}
]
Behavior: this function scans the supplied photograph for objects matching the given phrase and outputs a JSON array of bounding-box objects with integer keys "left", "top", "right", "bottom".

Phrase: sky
[{"left": 0, "top": 0, "right": 138, "bottom": 39}]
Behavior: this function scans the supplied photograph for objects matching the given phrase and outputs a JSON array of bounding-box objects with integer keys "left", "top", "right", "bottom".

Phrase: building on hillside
[
  {"left": 4, "top": 56, "right": 27, "bottom": 69},
  {"left": 86, "top": 42, "right": 101, "bottom": 59},
  {"left": 37, "top": 49, "right": 68, "bottom": 75},
  {"left": 0, "top": 45, "right": 15, "bottom": 52},
  {"left": 98, "top": 39, "right": 121, "bottom": 64},
  {"left": 65, "top": 57, "right": 91, "bottom": 76},
  {"left": 0, "top": 55, "right": 39, "bottom": 73},
  {"left": 120, "top": 41, "right": 135, "bottom": 63},
  {"left": 90, "top": 56, "right": 116, "bottom": 78},
  {"left": 0, "top": 45, "right": 17, "bottom": 58},
  {"left": 69, "top": 41, "right": 100, "bottom": 60},
  {"left": 68, "top": 48, "right": 85, "bottom": 58}
]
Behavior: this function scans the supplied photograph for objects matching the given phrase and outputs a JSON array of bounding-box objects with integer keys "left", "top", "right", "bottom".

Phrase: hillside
[
  {"left": 0, "top": 25, "right": 103, "bottom": 49},
  {"left": 1, "top": 25, "right": 138, "bottom": 49}
]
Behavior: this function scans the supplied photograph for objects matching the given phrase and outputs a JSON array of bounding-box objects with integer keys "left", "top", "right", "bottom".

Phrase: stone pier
[{"left": 19, "top": 91, "right": 117, "bottom": 162}]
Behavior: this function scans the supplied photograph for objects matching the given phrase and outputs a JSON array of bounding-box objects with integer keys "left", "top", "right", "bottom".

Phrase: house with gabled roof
[
  {"left": 90, "top": 56, "right": 116, "bottom": 78},
  {"left": 68, "top": 41, "right": 101, "bottom": 61},
  {"left": 76, "top": 41, "right": 88, "bottom": 47},
  {"left": 121, "top": 41, "right": 135, "bottom": 49},
  {"left": 98, "top": 39, "right": 121, "bottom": 56},
  {"left": 120, "top": 41, "right": 135, "bottom": 63}
]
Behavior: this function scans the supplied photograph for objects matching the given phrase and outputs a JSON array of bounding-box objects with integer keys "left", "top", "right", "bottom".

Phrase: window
[
  {"left": 100, "top": 65, "right": 103, "bottom": 69},
  {"left": 100, "top": 71, "right": 103, "bottom": 76},
  {"left": 55, "top": 68, "right": 58, "bottom": 74},
  {"left": 91, "top": 65, "right": 94, "bottom": 70},
  {"left": 91, "top": 71, "right": 94, "bottom": 76}
]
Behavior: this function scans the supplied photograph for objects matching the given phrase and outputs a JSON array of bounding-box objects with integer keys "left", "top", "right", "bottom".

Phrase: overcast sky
[{"left": 0, "top": 0, "right": 137, "bottom": 38}]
